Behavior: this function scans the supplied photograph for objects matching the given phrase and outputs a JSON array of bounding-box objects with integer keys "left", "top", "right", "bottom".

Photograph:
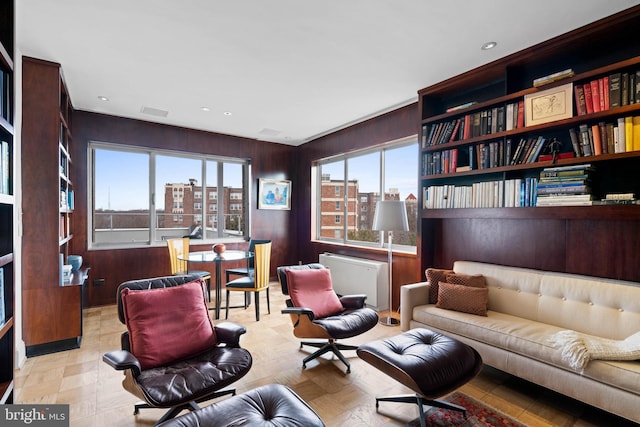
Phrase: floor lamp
[{"left": 372, "top": 200, "right": 409, "bottom": 326}]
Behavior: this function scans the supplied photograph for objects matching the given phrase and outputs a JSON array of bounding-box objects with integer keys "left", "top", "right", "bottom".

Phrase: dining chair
[
  {"left": 167, "top": 237, "right": 212, "bottom": 300},
  {"left": 225, "top": 241, "right": 272, "bottom": 321},
  {"left": 224, "top": 239, "right": 271, "bottom": 309},
  {"left": 225, "top": 239, "right": 271, "bottom": 282}
]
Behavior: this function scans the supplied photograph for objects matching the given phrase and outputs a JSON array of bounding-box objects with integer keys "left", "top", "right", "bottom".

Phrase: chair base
[
  {"left": 300, "top": 339, "right": 356, "bottom": 374},
  {"left": 375, "top": 393, "right": 467, "bottom": 427},
  {"left": 133, "top": 387, "right": 236, "bottom": 426}
]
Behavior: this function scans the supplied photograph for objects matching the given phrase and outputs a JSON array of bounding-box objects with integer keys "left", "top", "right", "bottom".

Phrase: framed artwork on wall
[
  {"left": 258, "top": 178, "right": 291, "bottom": 210},
  {"left": 524, "top": 82, "right": 573, "bottom": 126}
]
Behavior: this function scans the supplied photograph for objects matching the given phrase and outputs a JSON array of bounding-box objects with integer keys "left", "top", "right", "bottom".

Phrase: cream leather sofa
[{"left": 400, "top": 261, "right": 640, "bottom": 423}]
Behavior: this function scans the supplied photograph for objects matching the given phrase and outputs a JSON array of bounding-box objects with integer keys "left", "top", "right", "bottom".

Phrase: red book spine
[
  {"left": 602, "top": 76, "right": 610, "bottom": 110},
  {"left": 574, "top": 85, "right": 587, "bottom": 115},
  {"left": 463, "top": 114, "right": 471, "bottom": 140},
  {"left": 583, "top": 83, "right": 594, "bottom": 114},
  {"left": 516, "top": 100, "right": 524, "bottom": 128},
  {"left": 590, "top": 80, "right": 601, "bottom": 113},
  {"left": 591, "top": 124, "right": 602, "bottom": 155}
]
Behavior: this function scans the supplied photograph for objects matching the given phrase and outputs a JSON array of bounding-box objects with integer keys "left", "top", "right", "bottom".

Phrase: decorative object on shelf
[
  {"left": 372, "top": 200, "right": 409, "bottom": 326},
  {"left": 62, "top": 264, "right": 73, "bottom": 282},
  {"left": 258, "top": 178, "right": 291, "bottom": 210},
  {"left": 524, "top": 82, "right": 573, "bottom": 126},
  {"left": 212, "top": 243, "right": 226, "bottom": 254},
  {"left": 67, "top": 255, "right": 82, "bottom": 271}
]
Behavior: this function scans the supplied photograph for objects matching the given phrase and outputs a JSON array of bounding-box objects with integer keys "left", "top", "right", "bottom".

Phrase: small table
[{"left": 180, "top": 250, "right": 254, "bottom": 319}]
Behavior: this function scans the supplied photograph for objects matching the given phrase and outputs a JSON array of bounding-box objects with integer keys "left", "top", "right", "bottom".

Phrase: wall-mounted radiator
[{"left": 318, "top": 253, "right": 388, "bottom": 310}]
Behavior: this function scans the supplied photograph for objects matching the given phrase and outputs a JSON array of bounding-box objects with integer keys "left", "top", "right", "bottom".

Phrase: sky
[{"left": 93, "top": 141, "right": 417, "bottom": 210}]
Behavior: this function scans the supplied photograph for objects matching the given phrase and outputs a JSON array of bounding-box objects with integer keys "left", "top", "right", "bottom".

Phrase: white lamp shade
[{"left": 372, "top": 200, "right": 409, "bottom": 232}]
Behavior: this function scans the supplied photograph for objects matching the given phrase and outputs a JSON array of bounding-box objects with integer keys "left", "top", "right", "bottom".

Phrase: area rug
[{"left": 408, "top": 392, "right": 527, "bottom": 427}]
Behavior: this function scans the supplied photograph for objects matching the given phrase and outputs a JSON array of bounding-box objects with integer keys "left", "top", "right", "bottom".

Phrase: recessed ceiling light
[
  {"left": 481, "top": 41, "right": 497, "bottom": 50},
  {"left": 223, "top": 111, "right": 232, "bottom": 116},
  {"left": 98, "top": 96, "right": 109, "bottom": 101},
  {"left": 200, "top": 107, "right": 210, "bottom": 112}
]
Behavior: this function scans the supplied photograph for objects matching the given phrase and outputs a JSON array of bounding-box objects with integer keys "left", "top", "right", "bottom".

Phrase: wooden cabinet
[
  {"left": 22, "top": 57, "right": 84, "bottom": 356},
  {"left": 418, "top": 6, "right": 640, "bottom": 282},
  {"left": 0, "top": 0, "right": 14, "bottom": 403}
]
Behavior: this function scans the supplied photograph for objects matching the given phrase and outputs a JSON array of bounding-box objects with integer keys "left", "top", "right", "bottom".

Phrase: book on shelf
[
  {"left": 590, "top": 80, "right": 601, "bottom": 113},
  {"left": 622, "top": 72, "right": 629, "bottom": 106},
  {"left": 583, "top": 83, "right": 594, "bottom": 114},
  {"left": 538, "top": 152, "right": 575, "bottom": 162},
  {"left": 446, "top": 101, "right": 477, "bottom": 113},
  {"left": 605, "top": 192, "right": 635, "bottom": 200},
  {"left": 574, "top": 85, "right": 587, "bottom": 116},
  {"left": 1, "top": 140, "right": 9, "bottom": 195},
  {"left": 533, "top": 68, "right": 574, "bottom": 87},
  {"left": 592, "top": 199, "right": 640, "bottom": 205},
  {"left": 609, "top": 72, "right": 621, "bottom": 108}
]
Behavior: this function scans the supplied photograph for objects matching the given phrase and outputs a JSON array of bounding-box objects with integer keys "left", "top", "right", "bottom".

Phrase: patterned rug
[{"left": 408, "top": 392, "right": 527, "bottom": 427}]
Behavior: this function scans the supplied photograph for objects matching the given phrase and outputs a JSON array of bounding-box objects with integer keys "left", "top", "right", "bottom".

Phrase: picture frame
[
  {"left": 524, "top": 82, "right": 573, "bottom": 126},
  {"left": 258, "top": 178, "right": 291, "bottom": 210}
]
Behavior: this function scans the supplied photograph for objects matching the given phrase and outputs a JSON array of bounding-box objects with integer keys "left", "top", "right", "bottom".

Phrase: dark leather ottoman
[
  {"left": 156, "top": 383, "right": 325, "bottom": 427},
  {"left": 357, "top": 328, "right": 482, "bottom": 427}
]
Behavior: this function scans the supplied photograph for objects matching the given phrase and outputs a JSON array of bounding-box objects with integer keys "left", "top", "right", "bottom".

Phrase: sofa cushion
[
  {"left": 286, "top": 268, "right": 344, "bottom": 318},
  {"left": 121, "top": 280, "right": 216, "bottom": 370},
  {"left": 436, "top": 281, "right": 488, "bottom": 316},
  {"left": 446, "top": 273, "right": 485, "bottom": 288},
  {"left": 426, "top": 268, "right": 454, "bottom": 304},
  {"left": 410, "top": 305, "right": 640, "bottom": 395}
]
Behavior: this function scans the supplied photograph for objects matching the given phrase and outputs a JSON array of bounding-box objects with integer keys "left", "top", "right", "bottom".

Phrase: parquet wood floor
[{"left": 14, "top": 284, "right": 636, "bottom": 426}]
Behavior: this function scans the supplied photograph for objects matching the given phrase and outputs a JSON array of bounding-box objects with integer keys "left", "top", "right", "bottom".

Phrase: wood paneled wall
[
  {"left": 71, "top": 112, "right": 296, "bottom": 306},
  {"left": 291, "top": 104, "right": 422, "bottom": 310}
]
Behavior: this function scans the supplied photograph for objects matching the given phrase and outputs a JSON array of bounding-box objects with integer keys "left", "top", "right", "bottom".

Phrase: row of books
[
  {"left": 569, "top": 116, "right": 640, "bottom": 157},
  {"left": 423, "top": 177, "right": 538, "bottom": 209},
  {"left": 536, "top": 164, "right": 593, "bottom": 206},
  {"left": 60, "top": 189, "right": 74, "bottom": 211},
  {"left": 575, "top": 71, "right": 640, "bottom": 116},
  {"left": 422, "top": 136, "right": 549, "bottom": 176},
  {"left": 420, "top": 101, "right": 524, "bottom": 148},
  {"left": 0, "top": 140, "right": 10, "bottom": 195},
  {"left": 0, "top": 68, "right": 11, "bottom": 124}
]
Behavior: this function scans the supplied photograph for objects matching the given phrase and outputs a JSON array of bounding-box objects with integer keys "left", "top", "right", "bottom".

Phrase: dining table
[{"left": 179, "top": 249, "right": 254, "bottom": 319}]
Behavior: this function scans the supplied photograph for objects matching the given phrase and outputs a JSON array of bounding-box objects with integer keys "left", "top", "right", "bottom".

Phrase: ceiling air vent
[{"left": 140, "top": 106, "right": 169, "bottom": 117}]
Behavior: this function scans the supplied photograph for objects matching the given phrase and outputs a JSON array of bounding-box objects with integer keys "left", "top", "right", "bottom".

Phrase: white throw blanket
[{"left": 549, "top": 330, "right": 640, "bottom": 371}]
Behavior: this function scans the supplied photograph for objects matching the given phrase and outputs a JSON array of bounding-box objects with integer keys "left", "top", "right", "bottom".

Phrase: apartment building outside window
[
  {"left": 313, "top": 136, "right": 418, "bottom": 251},
  {"left": 89, "top": 142, "right": 250, "bottom": 247}
]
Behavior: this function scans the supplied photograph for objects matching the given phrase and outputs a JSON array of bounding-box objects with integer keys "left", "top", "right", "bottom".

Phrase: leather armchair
[
  {"left": 277, "top": 264, "right": 378, "bottom": 373},
  {"left": 103, "top": 275, "right": 252, "bottom": 426}
]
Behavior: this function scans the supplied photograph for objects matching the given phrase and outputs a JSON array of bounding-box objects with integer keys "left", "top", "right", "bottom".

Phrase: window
[
  {"left": 313, "top": 136, "right": 417, "bottom": 252},
  {"left": 89, "top": 142, "right": 251, "bottom": 248}
]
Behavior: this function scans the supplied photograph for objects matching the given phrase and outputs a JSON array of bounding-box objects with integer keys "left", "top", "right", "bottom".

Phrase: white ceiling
[{"left": 16, "top": 1, "right": 640, "bottom": 146}]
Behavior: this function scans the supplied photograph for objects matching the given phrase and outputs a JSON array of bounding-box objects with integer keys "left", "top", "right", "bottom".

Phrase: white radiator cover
[{"left": 318, "top": 253, "right": 389, "bottom": 310}]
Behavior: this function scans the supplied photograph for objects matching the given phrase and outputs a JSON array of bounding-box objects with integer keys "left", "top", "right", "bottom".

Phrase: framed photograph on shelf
[
  {"left": 524, "top": 82, "right": 573, "bottom": 126},
  {"left": 258, "top": 178, "right": 291, "bottom": 210}
]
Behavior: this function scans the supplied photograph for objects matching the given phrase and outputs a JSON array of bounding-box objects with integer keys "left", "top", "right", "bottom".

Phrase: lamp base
[{"left": 379, "top": 316, "right": 400, "bottom": 326}]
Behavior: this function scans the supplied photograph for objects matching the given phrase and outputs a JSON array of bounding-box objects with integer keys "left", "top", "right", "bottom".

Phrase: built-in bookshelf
[
  {"left": 418, "top": 6, "right": 640, "bottom": 283},
  {"left": 22, "top": 57, "right": 84, "bottom": 356},
  {"left": 0, "top": 0, "right": 14, "bottom": 404}
]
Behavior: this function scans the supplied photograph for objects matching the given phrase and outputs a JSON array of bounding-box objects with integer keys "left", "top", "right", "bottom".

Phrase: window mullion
[{"left": 149, "top": 153, "right": 156, "bottom": 244}]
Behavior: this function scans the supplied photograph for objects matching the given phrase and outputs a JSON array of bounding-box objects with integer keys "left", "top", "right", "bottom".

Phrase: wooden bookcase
[
  {"left": 0, "top": 0, "right": 14, "bottom": 404},
  {"left": 418, "top": 6, "right": 640, "bottom": 282},
  {"left": 22, "top": 57, "right": 84, "bottom": 356}
]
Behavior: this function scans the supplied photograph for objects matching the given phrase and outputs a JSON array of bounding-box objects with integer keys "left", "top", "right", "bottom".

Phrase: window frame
[
  {"left": 88, "top": 141, "right": 251, "bottom": 250},
  {"left": 312, "top": 135, "right": 417, "bottom": 253}
]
